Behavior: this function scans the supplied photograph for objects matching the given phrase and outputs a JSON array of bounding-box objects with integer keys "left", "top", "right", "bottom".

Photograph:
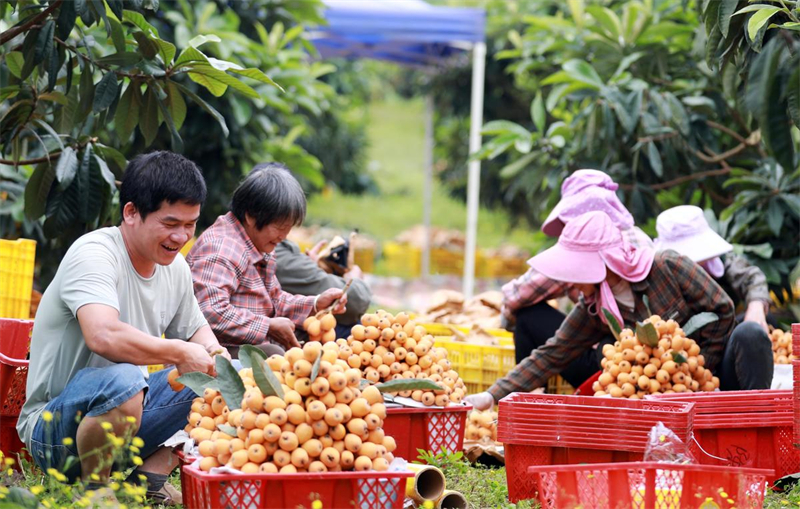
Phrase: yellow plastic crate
[
  {"left": 0, "top": 239, "right": 36, "bottom": 319},
  {"left": 546, "top": 374, "right": 575, "bottom": 395},
  {"left": 420, "top": 322, "right": 513, "bottom": 340},
  {"left": 180, "top": 236, "right": 197, "bottom": 257},
  {"left": 147, "top": 364, "right": 166, "bottom": 373},
  {"left": 483, "top": 255, "right": 529, "bottom": 278},
  {"left": 353, "top": 247, "right": 375, "bottom": 274},
  {"left": 433, "top": 338, "right": 516, "bottom": 394},
  {"left": 381, "top": 241, "right": 421, "bottom": 279}
]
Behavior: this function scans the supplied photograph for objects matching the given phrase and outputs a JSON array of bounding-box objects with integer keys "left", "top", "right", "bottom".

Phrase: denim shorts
[{"left": 29, "top": 363, "right": 195, "bottom": 482}]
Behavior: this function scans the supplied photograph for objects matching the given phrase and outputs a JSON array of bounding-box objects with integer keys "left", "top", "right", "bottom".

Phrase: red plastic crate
[
  {"left": 0, "top": 319, "right": 32, "bottom": 460},
  {"left": 505, "top": 444, "right": 644, "bottom": 502},
  {"left": 650, "top": 390, "right": 799, "bottom": 484},
  {"left": 381, "top": 405, "right": 470, "bottom": 462},
  {"left": 180, "top": 464, "right": 413, "bottom": 509},
  {"left": 528, "top": 462, "right": 772, "bottom": 509}
]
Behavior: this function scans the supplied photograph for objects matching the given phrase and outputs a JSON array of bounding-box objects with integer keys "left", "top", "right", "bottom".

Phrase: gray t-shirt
[{"left": 17, "top": 227, "right": 207, "bottom": 446}]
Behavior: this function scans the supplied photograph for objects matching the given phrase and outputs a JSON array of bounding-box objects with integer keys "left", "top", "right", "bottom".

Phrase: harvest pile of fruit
[
  {"left": 318, "top": 310, "right": 468, "bottom": 406},
  {"left": 594, "top": 315, "right": 720, "bottom": 398},
  {"left": 183, "top": 342, "right": 400, "bottom": 474},
  {"left": 465, "top": 409, "right": 498, "bottom": 442},
  {"left": 770, "top": 327, "right": 793, "bottom": 364}
]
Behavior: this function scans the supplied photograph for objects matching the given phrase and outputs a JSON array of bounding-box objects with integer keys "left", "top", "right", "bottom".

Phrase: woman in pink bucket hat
[
  {"left": 501, "top": 170, "right": 653, "bottom": 389},
  {"left": 466, "top": 211, "right": 737, "bottom": 410},
  {"left": 656, "top": 205, "right": 774, "bottom": 390}
]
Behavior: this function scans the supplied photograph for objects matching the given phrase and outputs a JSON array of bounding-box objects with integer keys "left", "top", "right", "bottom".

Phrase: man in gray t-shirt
[{"left": 18, "top": 151, "right": 227, "bottom": 505}]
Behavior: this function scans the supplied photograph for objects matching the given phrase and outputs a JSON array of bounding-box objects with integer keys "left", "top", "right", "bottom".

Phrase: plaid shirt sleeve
[
  {"left": 660, "top": 251, "right": 735, "bottom": 371},
  {"left": 265, "top": 257, "right": 316, "bottom": 326},
  {"left": 189, "top": 240, "right": 272, "bottom": 346},
  {"left": 722, "top": 253, "right": 771, "bottom": 309},
  {"left": 501, "top": 268, "right": 570, "bottom": 317},
  {"left": 488, "top": 304, "right": 603, "bottom": 400}
]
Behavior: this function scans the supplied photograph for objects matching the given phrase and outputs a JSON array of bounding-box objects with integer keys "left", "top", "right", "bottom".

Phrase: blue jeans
[{"left": 29, "top": 364, "right": 195, "bottom": 483}]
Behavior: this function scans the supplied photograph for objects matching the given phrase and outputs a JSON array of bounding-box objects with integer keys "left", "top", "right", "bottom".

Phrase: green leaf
[
  {"left": 531, "top": 92, "right": 545, "bottom": 133},
  {"left": 310, "top": 352, "right": 322, "bottom": 381},
  {"left": 139, "top": 86, "right": 160, "bottom": 146},
  {"left": 499, "top": 152, "right": 537, "bottom": 179},
  {"left": 718, "top": 0, "right": 741, "bottom": 38},
  {"left": 96, "top": 52, "right": 142, "bottom": 67},
  {"left": 766, "top": 199, "right": 784, "bottom": 235},
  {"left": 187, "top": 34, "right": 221, "bottom": 47},
  {"left": 109, "top": 17, "right": 126, "bottom": 53},
  {"left": 165, "top": 80, "right": 186, "bottom": 130},
  {"left": 228, "top": 67, "right": 283, "bottom": 92},
  {"left": 152, "top": 83, "right": 183, "bottom": 152},
  {"left": 122, "top": 9, "right": 158, "bottom": 35},
  {"left": 5, "top": 52, "right": 24, "bottom": 79},
  {"left": 646, "top": 142, "right": 663, "bottom": 177},
  {"left": 78, "top": 63, "right": 95, "bottom": 121},
  {"left": 586, "top": 5, "right": 621, "bottom": 40},
  {"left": 243, "top": 347, "right": 285, "bottom": 399},
  {"left": 93, "top": 72, "right": 119, "bottom": 112},
  {"left": 94, "top": 154, "right": 116, "bottom": 188},
  {"left": 562, "top": 59, "right": 603, "bottom": 89},
  {"left": 671, "top": 351, "right": 688, "bottom": 365},
  {"left": 602, "top": 308, "right": 622, "bottom": 341},
  {"left": 175, "top": 371, "right": 219, "bottom": 397},
  {"left": 0, "top": 487, "right": 39, "bottom": 509},
  {"left": 34, "top": 20, "right": 55, "bottom": 70},
  {"left": 132, "top": 31, "right": 158, "bottom": 60},
  {"left": 56, "top": 0, "right": 77, "bottom": 41},
  {"left": 174, "top": 82, "right": 229, "bottom": 136},
  {"left": 746, "top": 6, "right": 782, "bottom": 40},
  {"left": 54, "top": 146, "right": 79, "bottom": 191},
  {"left": 155, "top": 38, "right": 176, "bottom": 65},
  {"left": 77, "top": 145, "right": 103, "bottom": 223},
  {"left": 173, "top": 46, "right": 208, "bottom": 68},
  {"left": 642, "top": 294, "right": 652, "bottom": 316},
  {"left": 189, "top": 65, "right": 259, "bottom": 98},
  {"left": 375, "top": 378, "right": 444, "bottom": 393},
  {"left": 788, "top": 63, "right": 800, "bottom": 128},
  {"left": 115, "top": 82, "right": 141, "bottom": 143},
  {"left": 682, "top": 312, "right": 719, "bottom": 337},
  {"left": 215, "top": 356, "right": 245, "bottom": 411},
  {"left": 481, "top": 120, "right": 530, "bottom": 139},
  {"left": 216, "top": 424, "right": 237, "bottom": 437},
  {"left": 635, "top": 321, "right": 659, "bottom": 347},
  {"left": 24, "top": 162, "right": 55, "bottom": 219},
  {"left": 238, "top": 344, "right": 268, "bottom": 370}
]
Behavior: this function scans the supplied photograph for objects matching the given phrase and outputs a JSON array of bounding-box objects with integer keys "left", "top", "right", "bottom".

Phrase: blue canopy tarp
[{"left": 312, "top": 0, "right": 485, "bottom": 66}]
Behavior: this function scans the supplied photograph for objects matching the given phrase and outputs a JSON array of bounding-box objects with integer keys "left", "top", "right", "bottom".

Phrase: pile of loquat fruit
[{"left": 594, "top": 315, "right": 720, "bottom": 399}]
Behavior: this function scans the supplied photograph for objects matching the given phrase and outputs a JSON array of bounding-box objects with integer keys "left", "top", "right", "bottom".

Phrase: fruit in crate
[
  {"left": 339, "top": 310, "right": 467, "bottom": 406},
  {"left": 769, "top": 328, "right": 793, "bottom": 364},
  {"left": 465, "top": 409, "right": 498, "bottom": 442},
  {"left": 183, "top": 342, "right": 400, "bottom": 474},
  {"left": 593, "top": 315, "right": 719, "bottom": 398}
]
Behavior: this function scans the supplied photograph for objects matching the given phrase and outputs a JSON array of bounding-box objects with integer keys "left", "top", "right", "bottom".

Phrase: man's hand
[
  {"left": 464, "top": 392, "right": 495, "bottom": 411},
  {"left": 207, "top": 344, "right": 231, "bottom": 362},
  {"left": 268, "top": 317, "right": 300, "bottom": 348},
  {"left": 344, "top": 265, "right": 364, "bottom": 281},
  {"left": 743, "top": 301, "right": 769, "bottom": 333},
  {"left": 316, "top": 288, "right": 347, "bottom": 315},
  {"left": 176, "top": 342, "right": 215, "bottom": 376},
  {"left": 305, "top": 240, "right": 327, "bottom": 264}
]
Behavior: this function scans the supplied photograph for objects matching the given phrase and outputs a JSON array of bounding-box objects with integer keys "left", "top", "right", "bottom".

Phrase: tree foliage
[{"left": 460, "top": 0, "right": 798, "bottom": 302}]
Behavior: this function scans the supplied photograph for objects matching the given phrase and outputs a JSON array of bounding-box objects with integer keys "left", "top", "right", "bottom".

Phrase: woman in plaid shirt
[
  {"left": 465, "top": 211, "right": 767, "bottom": 411},
  {"left": 187, "top": 163, "right": 347, "bottom": 357},
  {"left": 501, "top": 170, "right": 653, "bottom": 389}
]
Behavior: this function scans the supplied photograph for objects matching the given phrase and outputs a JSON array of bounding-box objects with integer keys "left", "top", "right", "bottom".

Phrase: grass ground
[{"left": 305, "top": 97, "right": 543, "bottom": 258}]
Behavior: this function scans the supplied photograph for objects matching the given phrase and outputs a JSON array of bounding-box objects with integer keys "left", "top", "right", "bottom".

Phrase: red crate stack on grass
[
  {"left": 497, "top": 393, "right": 695, "bottom": 502},
  {"left": 650, "top": 390, "right": 798, "bottom": 484},
  {"left": 0, "top": 318, "right": 32, "bottom": 461}
]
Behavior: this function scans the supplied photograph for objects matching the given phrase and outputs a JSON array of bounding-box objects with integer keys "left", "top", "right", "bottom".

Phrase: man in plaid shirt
[
  {"left": 187, "top": 163, "right": 347, "bottom": 356},
  {"left": 466, "top": 211, "right": 742, "bottom": 410}
]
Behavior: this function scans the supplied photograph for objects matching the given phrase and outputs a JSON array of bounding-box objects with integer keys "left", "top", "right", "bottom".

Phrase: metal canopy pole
[
  {"left": 462, "top": 41, "right": 486, "bottom": 299},
  {"left": 422, "top": 94, "right": 434, "bottom": 280}
]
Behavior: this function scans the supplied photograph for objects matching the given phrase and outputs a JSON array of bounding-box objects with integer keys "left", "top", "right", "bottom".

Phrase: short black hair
[
  {"left": 231, "top": 162, "right": 306, "bottom": 230},
  {"left": 119, "top": 151, "right": 207, "bottom": 220}
]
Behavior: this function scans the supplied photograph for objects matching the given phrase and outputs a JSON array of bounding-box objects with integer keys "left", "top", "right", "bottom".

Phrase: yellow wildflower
[
  {"left": 62, "top": 437, "right": 74, "bottom": 446},
  {"left": 42, "top": 411, "right": 53, "bottom": 422},
  {"left": 30, "top": 486, "right": 44, "bottom": 496},
  {"left": 109, "top": 482, "right": 120, "bottom": 491},
  {"left": 100, "top": 422, "right": 113, "bottom": 431},
  {"left": 3, "top": 458, "right": 13, "bottom": 466},
  {"left": 90, "top": 473, "right": 100, "bottom": 481},
  {"left": 312, "top": 501, "right": 323, "bottom": 509},
  {"left": 132, "top": 437, "right": 144, "bottom": 448},
  {"left": 132, "top": 456, "right": 143, "bottom": 466},
  {"left": 126, "top": 416, "right": 137, "bottom": 424},
  {"left": 129, "top": 445, "right": 140, "bottom": 454}
]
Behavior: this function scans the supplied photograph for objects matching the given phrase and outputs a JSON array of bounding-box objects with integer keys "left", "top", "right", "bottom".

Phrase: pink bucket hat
[
  {"left": 531, "top": 211, "right": 655, "bottom": 326},
  {"left": 655, "top": 205, "right": 732, "bottom": 278},
  {"left": 542, "top": 169, "right": 634, "bottom": 237}
]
